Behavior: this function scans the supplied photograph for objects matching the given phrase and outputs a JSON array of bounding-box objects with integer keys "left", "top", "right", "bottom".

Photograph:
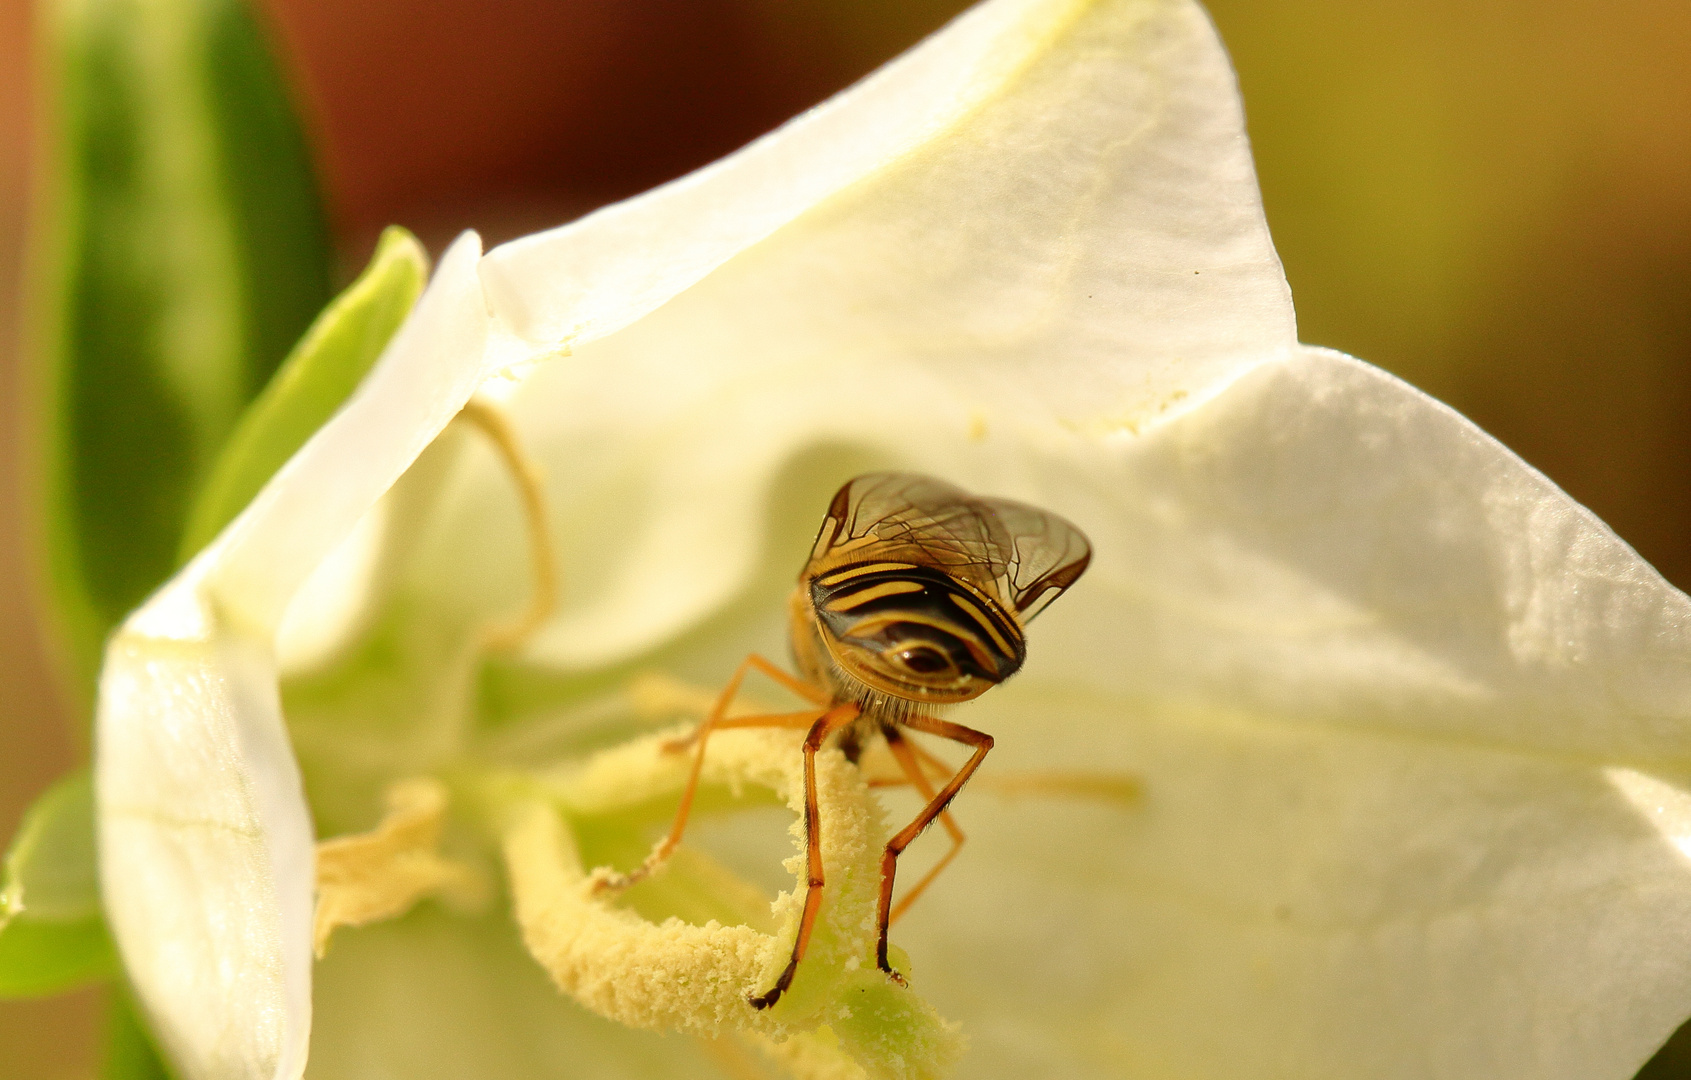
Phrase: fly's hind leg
[
  {"left": 592, "top": 654, "right": 827, "bottom": 894},
  {"left": 874, "top": 715, "right": 993, "bottom": 983},
  {"left": 881, "top": 729, "right": 966, "bottom": 927}
]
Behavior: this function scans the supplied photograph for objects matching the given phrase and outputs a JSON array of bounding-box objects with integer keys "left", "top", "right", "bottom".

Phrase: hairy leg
[
  {"left": 874, "top": 715, "right": 993, "bottom": 982},
  {"left": 881, "top": 729, "right": 966, "bottom": 926},
  {"left": 748, "top": 702, "right": 860, "bottom": 1010}
]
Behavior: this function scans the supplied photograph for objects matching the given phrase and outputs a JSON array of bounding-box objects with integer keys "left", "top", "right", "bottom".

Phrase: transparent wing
[
  {"left": 811, "top": 472, "right": 1008, "bottom": 577},
  {"left": 810, "top": 473, "right": 1091, "bottom": 621},
  {"left": 975, "top": 496, "right": 1092, "bottom": 622}
]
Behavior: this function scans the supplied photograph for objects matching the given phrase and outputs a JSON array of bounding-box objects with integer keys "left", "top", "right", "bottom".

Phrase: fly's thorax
[{"left": 798, "top": 561, "right": 1025, "bottom": 712}]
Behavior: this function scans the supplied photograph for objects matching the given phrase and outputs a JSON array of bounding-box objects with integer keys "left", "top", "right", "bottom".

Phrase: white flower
[{"left": 95, "top": 0, "right": 1691, "bottom": 1078}]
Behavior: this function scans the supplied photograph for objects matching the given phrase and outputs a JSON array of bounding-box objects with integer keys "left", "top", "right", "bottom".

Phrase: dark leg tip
[
  {"left": 876, "top": 943, "right": 909, "bottom": 987},
  {"left": 748, "top": 961, "right": 797, "bottom": 1010}
]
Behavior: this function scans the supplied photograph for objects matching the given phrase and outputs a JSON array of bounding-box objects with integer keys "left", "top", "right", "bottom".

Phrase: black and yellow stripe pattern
[{"left": 809, "top": 560, "right": 1026, "bottom": 704}]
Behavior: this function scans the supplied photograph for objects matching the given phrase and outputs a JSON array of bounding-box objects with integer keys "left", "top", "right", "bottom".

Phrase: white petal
[
  {"left": 878, "top": 348, "right": 1691, "bottom": 1078},
  {"left": 482, "top": 0, "right": 1292, "bottom": 369},
  {"left": 423, "top": 340, "right": 1691, "bottom": 1073},
  {"left": 442, "top": 0, "right": 1293, "bottom": 666},
  {"left": 1031, "top": 347, "right": 1691, "bottom": 758},
  {"left": 104, "top": 0, "right": 1690, "bottom": 1074},
  {"left": 468, "top": 344, "right": 1691, "bottom": 1078},
  {"left": 209, "top": 233, "right": 498, "bottom": 636},
  {"left": 98, "top": 630, "right": 312, "bottom": 1080},
  {"left": 97, "top": 234, "right": 499, "bottom": 1080},
  {"left": 98, "top": 4, "right": 1288, "bottom": 1077}
]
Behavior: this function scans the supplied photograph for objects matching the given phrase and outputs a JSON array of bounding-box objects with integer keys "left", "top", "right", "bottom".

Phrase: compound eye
[{"left": 893, "top": 643, "right": 954, "bottom": 677}]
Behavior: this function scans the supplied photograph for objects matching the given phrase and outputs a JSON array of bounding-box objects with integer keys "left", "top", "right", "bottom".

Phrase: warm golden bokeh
[
  {"left": 2, "top": 1, "right": 1686, "bottom": 1075},
  {"left": 1220, "top": 0, "right": 1691, "bottom": 590}
]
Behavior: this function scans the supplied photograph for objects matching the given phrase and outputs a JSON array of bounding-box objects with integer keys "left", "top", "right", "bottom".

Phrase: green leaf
[
  {"left": 179, "top": 226, "right": 430, "bottom": 560},
  {"left": 32, "top": 0, "right": 334, "bottom": 699},
  {"left": 0, "top": 918, "right": 116, "bottom": 997},
  {"left": 1, "top": 771, "right": 98, "bottom": 923},
  {"left": 0, "top": 770, "right": 117, "bottom": 996},
  {"left": 104, "top": 985, "right": 176, "bottom": 1080}
]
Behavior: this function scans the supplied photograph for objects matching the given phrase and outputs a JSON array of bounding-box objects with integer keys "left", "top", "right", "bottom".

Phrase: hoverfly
[{"left": 600, "top": 472, "right": 1091, "bottom": 1009}]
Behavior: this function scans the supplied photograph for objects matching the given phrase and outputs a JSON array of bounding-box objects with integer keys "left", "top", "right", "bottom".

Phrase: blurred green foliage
[
  {"left": 33, "top": 0, "right": 333, "bottom": 702},
  {"left": 178, "top": 224, "right": 426, "bottom": 558},
  {"left": 4, "top": 212, "right": 424, "bottom": 1060},
  {"left": 0, "top": 770, "right": 115, "bottom": 998},
  {"left": 12, "top": 0, "right": 398, "bottom": 1074},
  {"left": 101, "top": 987, "right": 173, "bottom": 1080}
]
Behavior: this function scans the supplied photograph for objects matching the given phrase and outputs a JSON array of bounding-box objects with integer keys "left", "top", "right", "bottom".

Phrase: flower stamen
[
  {"left": 311, "top": 777, "right": 482, "bottom": 957},
  {"left": 453, "top": 396, "right": 558, "bottom": 651},
  {"left": 503, "top": 727, "right": 965, "bottom": 1079}
]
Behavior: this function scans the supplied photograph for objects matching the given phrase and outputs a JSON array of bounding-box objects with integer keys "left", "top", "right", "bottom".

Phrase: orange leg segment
[
  {"left": 874, "top": 715, "right": 993, "bottom": 983},
  {"left": 882, "top": 730, "right": 965, "bottom": 926},
  {"left": 594, "top": 654, "right": 826, "bottom": 894},
  {"left": 748, "top": 702, "right": 861, "bottom": 1010}
]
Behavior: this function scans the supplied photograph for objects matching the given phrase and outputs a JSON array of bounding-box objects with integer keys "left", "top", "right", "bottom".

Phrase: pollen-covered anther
[
  {"left": 502, "top": 727, "right": 965, "bottom": 1080},
  {"left": 311, "top": 777, "right": 482, "bottom": 957}
]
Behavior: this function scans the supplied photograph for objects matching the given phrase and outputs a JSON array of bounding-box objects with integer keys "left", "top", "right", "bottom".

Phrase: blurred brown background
[{"left": 2, "top": 1, "right": 1688, "bottom": 1076}]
